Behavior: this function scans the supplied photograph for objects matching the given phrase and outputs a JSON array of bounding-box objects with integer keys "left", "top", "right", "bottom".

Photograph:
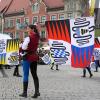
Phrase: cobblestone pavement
[{"left": 0, "top": 65, "right": 100, "bottom": 100}]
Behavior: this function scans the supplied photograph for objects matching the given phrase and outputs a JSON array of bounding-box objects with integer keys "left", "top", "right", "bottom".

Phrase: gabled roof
[
  {"left": 0, "top": 0, "right": 64, "bottom": 15},
  {"left": 43, "top": 0, "right": 64, "bottom": 8},
  {"left": 6, "top": 0, "right": 30, "bottom": 14},
  {"left": 0, "top": 0, "right": 12, "bottom": 13}
]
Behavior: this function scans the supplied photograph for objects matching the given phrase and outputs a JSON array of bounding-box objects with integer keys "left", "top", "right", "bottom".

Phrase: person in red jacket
[{"left": 19, "top": 24, "right": 40, "bottom": 98}]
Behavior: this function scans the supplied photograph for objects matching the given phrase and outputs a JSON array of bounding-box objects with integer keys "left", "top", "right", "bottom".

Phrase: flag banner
[
  {"left": 45, "top": 20, "right": 71, "bottom": 65},
  {"left": 95, "top": 37, "right": 100, "bottom": 48},
  {"left": 0, "top": 39, "right": 19, "bottom": 65},
  {"left": 41, "top": 53, "right": 52, "bottom": 64},
  {"left": 46, "top": 17, "right": 95, "bottom": 68},
  {"left": 70, "top": 17, "right": 95, "bottom": 68}
]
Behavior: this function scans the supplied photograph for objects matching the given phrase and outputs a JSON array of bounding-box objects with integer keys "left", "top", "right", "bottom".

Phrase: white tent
[{"left": 0, "top": 33, "right": 11, "bottom": 39}]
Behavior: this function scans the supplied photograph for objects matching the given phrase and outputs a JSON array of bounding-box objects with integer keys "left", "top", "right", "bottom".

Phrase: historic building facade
[
  {"left": 0, "top": 0, "right": 90, "bottom": 43},
  {"left": 64, "top": 0, "right": 90, "bottom": 18}
]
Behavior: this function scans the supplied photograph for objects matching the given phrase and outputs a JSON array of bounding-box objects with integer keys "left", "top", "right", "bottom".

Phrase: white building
[{"left": 64, "top": 0, "right": 89, "bottom": 18}]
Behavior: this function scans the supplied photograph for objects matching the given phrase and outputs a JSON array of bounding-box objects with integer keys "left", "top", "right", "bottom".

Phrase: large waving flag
[
  {"left": 45, "top": 20, "right": 71, "bottom": 65},
  {"left": 45, "top": 17, "right": 95, "bottom": 68},
  {"left": 70, "top": 17, "right": 94, "bottom": 68}
]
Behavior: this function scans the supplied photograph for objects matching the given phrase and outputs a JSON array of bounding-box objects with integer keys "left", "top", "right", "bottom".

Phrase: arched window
[{"left": 32, "top": 3, "right": 39, "bottom": 13}]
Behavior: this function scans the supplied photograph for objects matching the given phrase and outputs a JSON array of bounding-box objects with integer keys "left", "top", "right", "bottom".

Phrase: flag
[
  {"left": 45, "top": 20, "right": 71, "bottom": 65},
  {"left": 45, "top": 17, "right": 95, "bottom": 68},
  {"left": 70, "top": 17, "right": 95, "bottom": 68},
  {"left": 0, "top": 39, "right": 19, "bottom": 65}
]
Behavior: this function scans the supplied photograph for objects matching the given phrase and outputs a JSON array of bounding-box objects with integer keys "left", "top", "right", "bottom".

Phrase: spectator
[
  {"left": 93, "top": 49, "right": 100, "bottom": 72},
  {"left": 51, "top": 62, "right": 59, "bottom": 70},
  {"left": 82, "top": 65, "right": 93, "bottom": 78},
  {"left": 13, "top": 65, "right": 22, "bottom": 77}
]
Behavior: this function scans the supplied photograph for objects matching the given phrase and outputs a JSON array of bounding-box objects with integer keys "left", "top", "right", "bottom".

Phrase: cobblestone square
[{"left": 0, "top": 65, "right": 100, "bottom": 100}]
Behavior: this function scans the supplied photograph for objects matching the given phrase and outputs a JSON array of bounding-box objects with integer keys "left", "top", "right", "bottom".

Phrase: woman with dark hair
[{"left": 19, "top": 24, "right": 40, "bottom": 98}]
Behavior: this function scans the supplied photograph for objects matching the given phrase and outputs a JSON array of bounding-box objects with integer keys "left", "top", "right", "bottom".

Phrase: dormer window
[{"left": 32, "top": 2, "right": 39, "bottom": 13}]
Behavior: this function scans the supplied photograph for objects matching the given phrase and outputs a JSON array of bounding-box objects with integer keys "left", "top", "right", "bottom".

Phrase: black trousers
[
  {"left": 13, "top": 65, "right": 19, "bottom": 75},
  {"left": 83, "top": 67, "right": 92, "bottom": 76},
  {"left": 30, "top": 62, "right": 39, "bottom": 93},
  {"left": 94, "top": 60, "right": 100, "bottom": 71},
  {"left": 51, "top": 62, "right": 58, "bottom": 69}
]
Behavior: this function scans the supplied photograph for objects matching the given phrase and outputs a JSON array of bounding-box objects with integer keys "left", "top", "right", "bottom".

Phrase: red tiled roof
[
  {"left": 6, "top": 0, "right": 30, "bottom": 14},
  {"left": 31, "top": 0, "right": 37, "bottom": 4},
  {"left": 0, "top": 0, "right": 12, "bottom": 13},
  {"left": 0, "top": 0, "right": 64, "bottom": 14},
  {"left": 43, "top": 0, "right": 64, "bottom": 8}
]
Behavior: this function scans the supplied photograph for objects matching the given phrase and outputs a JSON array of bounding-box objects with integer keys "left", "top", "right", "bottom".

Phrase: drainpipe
[
  {"left": 1, "top": 14, "right": 4, "bottom": 34},
  {"left": 0, "top": 13, "right": 4, "bottom": 34}
]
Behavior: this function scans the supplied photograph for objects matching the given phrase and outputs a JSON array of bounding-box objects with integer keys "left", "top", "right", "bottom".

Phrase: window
[
  {"left": 16, "top": 32, "right": 19, "bottom": 39},
  {"left": 4, "top": 20, "right": 9, "bottom": 28},
  {"left": 59, "top": 14, "right": 64, "bottom": 20},
  {"left": 32, "top": 16, "right": 38, "bottom": 24},
  {"left": 7, "top": 20, "right": 10, "bottom": 27},
  {"left": 32, "top": 3, "right": 39, "bottom": 13},
  {"left": 68, "top": 13, "right": 73, "bottom": 18},
  {"left": 16, "top": 18, "right": 21, "bottom": 29},
  {"left": 24, "top": 18, "right": 29, "bottom": 25},
  {"left": 10, "top": 19, "right": 14, "bottom": 27},
  {"left": 41, "top": 16, "right": 46, "bottom": 23},
  {"left": 16, "top": 18, "right": 21, "bottom": 23},
  {"left": 51, "top": 15, "right": 57, "bottom": 20},
  {"left": 67, "top": 4, "right": 69, "bottom": 10},
  {"left": 74, "top": 3, "right": 76, "bottom": 10},
  {"left": 70, "top": 1, "right": 73, "bottom": 9},
  {"left": 5, "top": 19, "right": 14, "bottom": 28},
  {"left": 41, "top": 30, "right": 45, "bottom": 38}
]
